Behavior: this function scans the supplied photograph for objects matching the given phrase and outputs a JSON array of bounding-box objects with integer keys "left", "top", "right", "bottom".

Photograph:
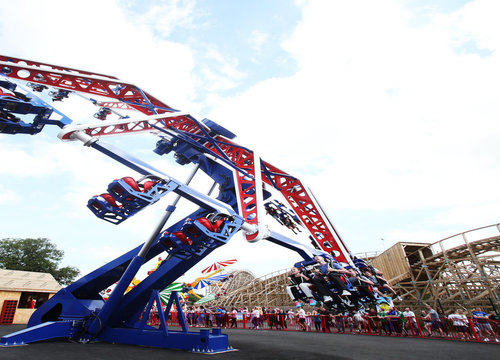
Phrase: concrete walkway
[{"left": 1, "top": 325, "right": 498, "bottom": 360}]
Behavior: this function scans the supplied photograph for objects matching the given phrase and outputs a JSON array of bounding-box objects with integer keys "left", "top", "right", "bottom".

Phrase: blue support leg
[
  {"left": 171, "top": 291, "right": 188, "bottom": 332},
  {"left": 0, "top": 322, "right": 73, "bottom": 346},
  {"left": 84, "top": 255, "right": 145, "bottom": 340}
]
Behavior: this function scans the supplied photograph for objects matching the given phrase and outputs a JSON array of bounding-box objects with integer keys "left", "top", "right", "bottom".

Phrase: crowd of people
[
  {"left": 184, "top": 305, "right": 239, "bottom": 328},
  {"left": 285, "top": 254, "right": 401, "bottom": 314},
  {"left": 150, "top": 254, "right": 498, "bottom": 343},
  {"left": 160, "top": 304, "right": 499, "bottom": 343},
  {"left": 150, "top": 253, "right": 499, "bottom": 344}
]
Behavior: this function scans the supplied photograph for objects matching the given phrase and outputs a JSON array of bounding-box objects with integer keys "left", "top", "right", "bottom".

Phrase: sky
[{"left": 1, "top": 0, "right": 499, "bottom": 284}]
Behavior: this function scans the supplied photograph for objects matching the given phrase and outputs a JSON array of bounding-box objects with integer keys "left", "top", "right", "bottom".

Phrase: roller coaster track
[
  {"left": 379, "top": 223, "right": 500, "bottom": 313},
  {"left": 208, "top": 268, "right": 293, "bottom": 309},
  {"left": 205, "top": 224, "right": 500, "bottom": 313}
]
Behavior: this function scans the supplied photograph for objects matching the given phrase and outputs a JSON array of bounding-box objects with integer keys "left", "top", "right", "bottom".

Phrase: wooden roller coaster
[
  {"left": 205, "top": 223, "right": 500, "bottom": 314},
  {"left": 206, "top": 268, "right": 291, "bottom": 309},
  {"left": 371, "top": 223, "right": 500, "bottom": 314}
]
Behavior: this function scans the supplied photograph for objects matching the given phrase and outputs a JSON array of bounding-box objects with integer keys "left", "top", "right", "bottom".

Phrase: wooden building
[{"left": 0, "top": 269, "right": 62, "bottom": 324}]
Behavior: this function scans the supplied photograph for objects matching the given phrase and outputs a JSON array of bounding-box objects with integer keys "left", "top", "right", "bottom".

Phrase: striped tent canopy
[
  {"left": 193, "top": 279, "right": 211, "bottom": 290},
  {"left": 194, "top": 293, "right": 216, "bottom": 305},
  {"left": 201, "top": 259, "right": 237, "bottom": 274},
  {"left": 159, "top": 282, "right": 185, "bottom": 305},
  {"left": 205, "top": 274, "right": 228, "bottom": 282}
]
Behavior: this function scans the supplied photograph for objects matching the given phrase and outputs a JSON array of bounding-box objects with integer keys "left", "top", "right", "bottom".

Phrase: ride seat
[
  {"left": 109, "top": 177, "right": 143, "bottom": 203},
  {"left": 121, "top": 176, "right": 140, "bottom": 191},
  {"left": 184, "top": 217, "right": 226, "bottom": 235},
  {"left": 87, "top": 197, "right": 104, "bottom": 211},
  {"left": 173, "top": 231, "right": 193, "bottom": 246},
  {"left": 142, "top": 180, "right": 156, "bottom": 192},
  {"left": 196, "top": 217, "right": 215, "bottom": 232},
  {"left": 101, "top": 193, "right": 121, "bottom": 208},
  {"left": 160, "top": 231, "right": 193, "bottom": 248},
  {"left": 212, "top": 219, "right": 225, "bottom": 232},
  {"left": 160, "top": 231, "right": 174, "bottom": 248}
]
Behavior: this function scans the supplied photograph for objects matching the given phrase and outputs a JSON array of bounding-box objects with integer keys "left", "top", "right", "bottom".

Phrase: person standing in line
[
  {"left": 402, "top": 307, "right": 419, "bottom": 335},
  {"left": 197, "top": 306, "right": 206, "bottom": 327},
  {"left": 472, "top": 307, "right": 496, "bottom": 341},
  {"left": 230, "top": 307, "right": 238, "bottom": 328},
  {"left": 250, "top": 307, "right": 260, "bottom": 329},
  {"left": 425, "top": 305, "right": 445, "bottom": 337},
  {"left": 335, "top": 312, "right": 345, "bottom": 333},
  {"left": 297, "top": 307, "right": 307, "bottom": 331},
  {"left": 305, "top": 311, "right": 313, "bottom": 331},
  {"left": 312, "top": 310, "right": 322, "bottom": 332},
  {"left": 277, "top": 308, "right": 287, "bottom": 330},
  {"left": 287, "top": 308, "right": 295, "bottom": 328},
  {"left": 258, "top": 306, "right": 265, "bottom": 328},
  {"left": 448, "top": 309, "right": 470, "bottom": 340}
]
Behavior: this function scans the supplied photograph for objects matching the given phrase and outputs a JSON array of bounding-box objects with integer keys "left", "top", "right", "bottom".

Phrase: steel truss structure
[
  {"left": 0, "top": 54, "right": 352, "bottom": 259},
  {"left": 0, "top": 54, "right": 345, "bottom": 352}
]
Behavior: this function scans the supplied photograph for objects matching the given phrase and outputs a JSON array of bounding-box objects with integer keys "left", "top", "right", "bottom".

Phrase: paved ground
[{"left": 1, "top": 325, "right": 498, "bottom": 360}]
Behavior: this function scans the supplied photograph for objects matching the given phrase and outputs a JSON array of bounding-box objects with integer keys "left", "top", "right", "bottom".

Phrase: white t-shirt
[
  {"left": 297, "top": 308, "right": 306, "bottom": 319},
  {"left": 448, "top": 313, "right": 467, "bottom": 327},
  {"left": 403, "top": 310, "right": 415, "bottom": 318}
]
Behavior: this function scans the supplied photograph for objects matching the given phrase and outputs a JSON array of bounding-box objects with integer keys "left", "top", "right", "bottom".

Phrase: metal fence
[{"left": 149, "top": 311, "right": 500, "bottom": 344}]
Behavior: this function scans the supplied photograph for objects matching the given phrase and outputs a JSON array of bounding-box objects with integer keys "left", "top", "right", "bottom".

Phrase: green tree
[{"left": 0, "top": 237, "right": 80, "bottom": 285}]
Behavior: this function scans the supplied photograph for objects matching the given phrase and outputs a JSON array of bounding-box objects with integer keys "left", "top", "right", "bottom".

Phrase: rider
[
  {"left": 363, "top": 269, "right": 401, "bottom": 300},
  {"left": 346, "top": 267, "right": 377, "bottom": 303},
  {"left": 313, "top": 255, "right": 352, "bottom": 296},
  {"left": 286, "top": 267, "right": 317, "bottom": 306}
]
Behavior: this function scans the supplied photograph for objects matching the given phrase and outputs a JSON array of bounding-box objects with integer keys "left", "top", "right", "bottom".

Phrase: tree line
[{"left": 0, "top": 238, "right": 79, "bottom": 285}]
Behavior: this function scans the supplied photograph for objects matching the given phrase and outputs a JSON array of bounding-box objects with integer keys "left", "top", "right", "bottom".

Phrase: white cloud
[
  {"left": 136, "top": 0, "right": 199, "bottom": 38},
  {"left": 0, "top": 186, "right": 18, "bottom": 204},
  {"left": 199, "top": 46, "right": 247, "bottom": 92},
  {"left": 457, "top": 0, "right": 500, "bottom": 51},
  {"left": 251, "top": 30, "right": 269, "bottom": 50},
  {"left": 0, "top": 0, "right": 198, "bottom": 111},
  {"left": 1, "top": 0, "right": 499, "bottom": 281},
  {"left": 430, "top": 202, "right": 500, "bottom": 228},
  {"left": 209, "top": 1, "right": 500, "bottom": 219}
]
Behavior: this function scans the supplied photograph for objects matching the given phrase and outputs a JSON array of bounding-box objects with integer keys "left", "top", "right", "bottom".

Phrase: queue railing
[{"left": 148, "top": 310, "right": 499, "bottom": 343}]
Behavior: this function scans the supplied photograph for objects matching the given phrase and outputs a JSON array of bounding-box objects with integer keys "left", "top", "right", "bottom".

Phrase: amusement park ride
[{"left": 0, "top": 54, "right": 358, "bottom": 353}]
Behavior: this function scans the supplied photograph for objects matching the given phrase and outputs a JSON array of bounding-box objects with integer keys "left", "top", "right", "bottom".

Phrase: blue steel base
[
  {"left": 0, "top": 321, "right": 74, "bottom": 346},
  {"left": 96, "top": 327, "right": 234, "bottom": 353},
  {"left": 1, "top": 323, "right": 235, "bottom": 354}
]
